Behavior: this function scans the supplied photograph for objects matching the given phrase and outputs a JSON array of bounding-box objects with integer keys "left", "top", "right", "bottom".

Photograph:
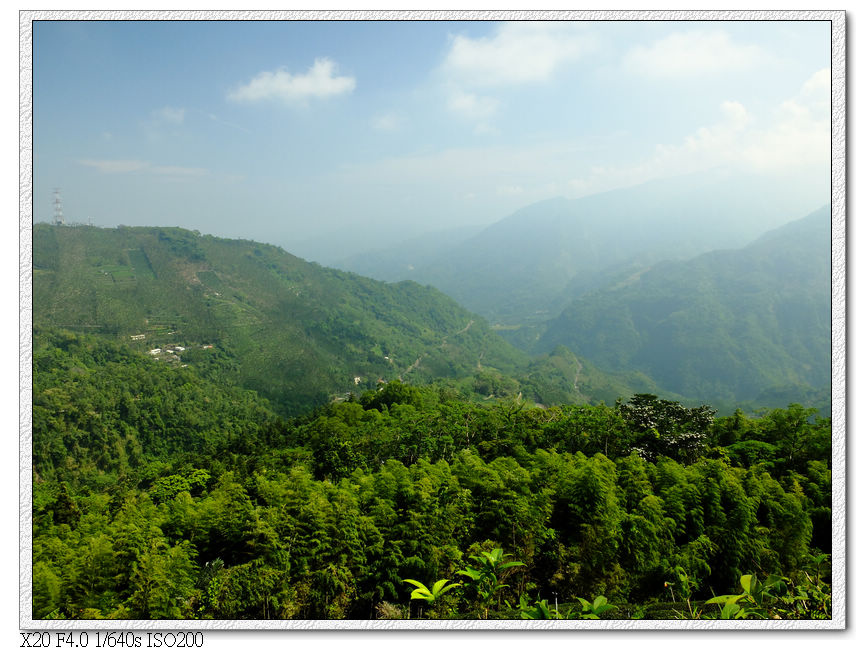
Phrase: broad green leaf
[
  {"left": 764, "top": 575, "right": 786, "bottom": 594},
  {"left": 706, "top": 594, "right": 744, "bottom": 605},
  {"left": 431, "top": 579, "right": 460, "bottom": 597},
  {"left": 402, "top": 579, "right": 429, "bottom": 591},
  {"left": 520, "top": 598, "right": 553, "bottom": 620},
  {"left": 402, "top": 579, "right": 434, "bottom": 601},
  {"left": 410, "top": 589, "right": 433, "bottom": 601},
  {"left": 457, "top": 568, "right": 482, "bottom": 581},
  {"left": 498, "top": 561, "right": 526, "bottom": 571},
  {"left": 740, "top": 574, "right": 758, "bottom": 595},
  {"left": 720, "top": 602, "right": 741, "bottom": 619}
]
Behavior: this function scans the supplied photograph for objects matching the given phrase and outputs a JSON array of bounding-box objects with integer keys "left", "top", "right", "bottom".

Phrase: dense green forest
[
  {"left": 33, "top": 223, "right": 656, "bottom": 415},
  {"left": 332, "top": 192, "right": 831, "bottom": 414},
  {"left": 534, "top": 206, "right": 831, "bottom": 413},
  {"left": 28, "top": 17, "right": 837, "bottom": 627},
  {"left": 34, "top": 220, "right": 829, "bottom": 415},
  {"left": 32, "top": 330, "right": 831, "bottom": 621}
]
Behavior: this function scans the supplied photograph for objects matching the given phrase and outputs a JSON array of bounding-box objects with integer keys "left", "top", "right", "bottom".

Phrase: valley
[
  {"left": 33, "top": 223, "right": 620, "bottom": 415},
  {"left": 27, "top": 14, "right": 840, "bottom": 628},
  {"left": 30, "top": 199, "right": 834, "bottom": 621}
]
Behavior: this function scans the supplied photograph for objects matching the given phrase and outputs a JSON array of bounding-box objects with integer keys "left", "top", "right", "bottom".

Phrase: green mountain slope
[
  {"left": 32, "top": 327, "right": 284, "bottom": 481},
  {"left": 34, "top": 224, "right": 620, "bottom": 414},
  {"left": 34, "top": 224, "right": 539, "bottom": 414},
  {"left": 536, "top": 206, "right": 831, "bottom": 410},
  {"left": 398, "top": 172, "right": 827, "bottom": 325}
]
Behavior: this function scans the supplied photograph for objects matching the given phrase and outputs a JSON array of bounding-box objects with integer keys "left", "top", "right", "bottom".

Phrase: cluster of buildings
[
  {"left": 128, "top": 334, "right": 214, "bottom": 370},
  {"left": 147, "top": 345, "right": 187, "bottom": 356}
]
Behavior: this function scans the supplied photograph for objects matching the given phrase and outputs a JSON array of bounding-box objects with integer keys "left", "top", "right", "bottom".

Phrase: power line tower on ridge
[{"left": 52, "top": 188, "right": 65, "bottom": 225}]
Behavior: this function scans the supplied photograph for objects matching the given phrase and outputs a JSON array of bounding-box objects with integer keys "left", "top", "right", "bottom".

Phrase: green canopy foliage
[{"left": 32, "top": 330, "right": 831, "bottom": 620}]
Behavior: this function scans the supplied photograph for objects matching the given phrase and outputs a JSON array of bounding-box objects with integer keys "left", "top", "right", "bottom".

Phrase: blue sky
[{"left": 32, "top": 18, "right": 831, "bottom": 260}]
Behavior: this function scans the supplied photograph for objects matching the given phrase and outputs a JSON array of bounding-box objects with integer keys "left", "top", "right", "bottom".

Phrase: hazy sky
[{"left": 32, "top": 18, "right": 831, "bottom": 259}]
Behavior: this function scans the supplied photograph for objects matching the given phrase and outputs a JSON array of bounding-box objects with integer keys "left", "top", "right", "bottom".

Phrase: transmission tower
[{"left": 52, "top": 188, "right": 65, "bottom": 225}]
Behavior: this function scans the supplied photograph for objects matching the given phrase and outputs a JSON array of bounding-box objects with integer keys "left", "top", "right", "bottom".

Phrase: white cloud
[
  {"left": 77, "top": 159, "right": 149, "bottom": 174},
  {"left": 78, "top": 159, "right": 208, "bottom": 180},
  {"left": 801, "top": 67, "right": 830, "bottom": 95},
  {"left": 447, "top": 91, "right": 499, "bottom": 120},
  {"left": 739, "top": 72, "right": 830, "bottom": 172},
  {"left": 228, "top": 58, "right": 355, "bottom": 105},
  {"left": 438, "top": 22, "right": 594, "bottom": 134},
  {"left": 152, "top": 106, "right": 186, "bottom": 124},
  {"left": 651, "top": 99, "right": 752, "bottom": 168},
  {"left": 151, "top": 165, "right": 206, "bottom": 177},
  {"left": 496, "top": 184, "right": 524, "bottom": 196},
  {"left": 371, "top": 112, "right": 406, "bottom": 132},
  {"left": 623, "top": 30, "right": 764, "bottom": 78},
  {"left": 798, "top": 67, "right": 830, "bottom": 114},
  {"left": 719, "top": 99, "right": 749, "bottom": 124},
  {"left": 443, "top": 21, "right": 594, "bottom": 87},
  {"left": 567, "top": 71, "right": 830, "bottom": 195}
]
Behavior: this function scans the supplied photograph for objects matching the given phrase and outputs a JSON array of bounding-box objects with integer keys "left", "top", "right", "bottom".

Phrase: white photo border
[{"left": 19, "top": 8, "right": 847, "bottom": 631}]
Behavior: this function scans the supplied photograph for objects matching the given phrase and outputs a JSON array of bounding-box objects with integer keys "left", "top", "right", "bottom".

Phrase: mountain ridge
[
  {"left": 350, "top": 172, "right": 829, "bottom": 324},
  {"left": 33, "top": 223, "right": 610, "bottom": 414},
  {"left": 535, "top": 205, "right": 831, "bottom": 411}
]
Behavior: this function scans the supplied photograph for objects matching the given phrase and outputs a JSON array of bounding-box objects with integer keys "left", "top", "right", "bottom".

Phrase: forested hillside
[
  {"left": 29, "top": 17, "right": 837, "bottom": 626},
  {"left": 32, "top": 331, "right": 831, "bottom": 620},
  {"left": 536, "top": 207, "right": 831, "bottom": 411},
  {"left": 33, "top": 224, "right": 594, "bottom": 414},
  {"left": 372, "top": 172, "right": 827, "bottom": 324},
  {"left": 30, "top": 217, "right": 834, "bottom": 622}
]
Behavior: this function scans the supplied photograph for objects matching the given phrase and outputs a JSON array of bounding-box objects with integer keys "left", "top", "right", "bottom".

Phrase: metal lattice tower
[{"left": 52, "top": 188, "right": 65, "bottom": 225}]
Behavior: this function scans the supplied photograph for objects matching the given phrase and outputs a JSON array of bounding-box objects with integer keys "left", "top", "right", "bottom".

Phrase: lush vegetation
[
  {"left": 35, "top": 217, "right": 829, "bottom": 420},
  {"left": 331, "top": 180, "right": 831, "bottom": 414},
  {"left": 33, "top": 224, "right": 602, "bottom": 415},
  {"left": 32, "top": 331, "right": 831, "bottom": 620},
  {"left": 536, "top": 207, "right": 831, "bottom": 413},
  {"left": 31, "top": 215, "right": 833, "bottom": 622}
]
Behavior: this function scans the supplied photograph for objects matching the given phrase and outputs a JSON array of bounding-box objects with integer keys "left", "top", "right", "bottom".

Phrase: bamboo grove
[{"left": 32, "top": 330, "right": 831, "bottom": 620}]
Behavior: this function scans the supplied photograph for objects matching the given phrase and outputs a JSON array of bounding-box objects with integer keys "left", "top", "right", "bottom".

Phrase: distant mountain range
[
  {"left": 535, "top": 205, "right": 831, "bottom": 411},
  {"left": 32, "top": 182, "right": 832, "bottom": 415},
  {"left": 331, "top": 224, "right": 485, "bottom": 282},
  {"left": 335, "top": 171, "right": 828, "bottom": 326}
]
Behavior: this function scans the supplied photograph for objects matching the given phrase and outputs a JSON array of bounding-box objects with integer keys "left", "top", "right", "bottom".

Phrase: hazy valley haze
[{"left": 34, "top": 20, "right": 830, "bottom": 263}]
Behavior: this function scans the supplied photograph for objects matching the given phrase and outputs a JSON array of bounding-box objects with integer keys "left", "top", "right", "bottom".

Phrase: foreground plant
[
  {"left": 457, "top": 548, "right": 525, "bottom": 619},
  {"left": 519, "top": 594, "right": 616, "bottom": 620},
  {"left": 402, "top": 578, "right": 461, "bottom": 608},
  {"left": 701, "top": 561, "right": 831, "bottom": 621},
  {"left": 574, "top": 596, "right": 617, "bottom": 619}
]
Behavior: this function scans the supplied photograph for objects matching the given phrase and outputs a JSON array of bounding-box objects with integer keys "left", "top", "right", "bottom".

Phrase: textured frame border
[{"left": 18, "top": 8, "right": 847, "bottom": 631}]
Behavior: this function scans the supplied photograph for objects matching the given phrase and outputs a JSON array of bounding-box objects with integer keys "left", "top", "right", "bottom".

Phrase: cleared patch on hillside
[
  {"left": 126, "top": 248, "right": 156, "bottom": 279},
  {"left": 196, "top": 270, "right": 224, "bottom": 291}
]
